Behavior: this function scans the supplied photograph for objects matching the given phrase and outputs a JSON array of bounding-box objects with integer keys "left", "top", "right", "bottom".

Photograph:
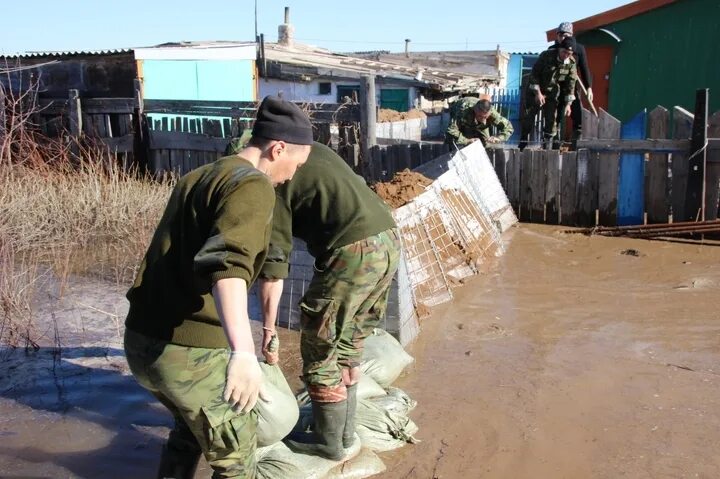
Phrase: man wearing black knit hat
[
  {"left": 550, "top": 21, "right": 593, "bottom": 149},
  {"left": 519, "top": 37, "right": 578, "bottom": 150},
  {"left": 124, "top": 96, "right": 312, "bottom": 479}
]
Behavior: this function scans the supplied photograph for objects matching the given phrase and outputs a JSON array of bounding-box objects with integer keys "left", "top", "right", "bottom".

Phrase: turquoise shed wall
[
  {"left": 142, "top": 59, "right": 255, "bottom": 101},
  {"left": 576, "top": 0, "right": 720, "bottom": 122}
]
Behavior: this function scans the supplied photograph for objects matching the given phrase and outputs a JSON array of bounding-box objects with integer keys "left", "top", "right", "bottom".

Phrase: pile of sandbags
[{"left": 254, "top": 328, "right": 417, "bottom": 479}]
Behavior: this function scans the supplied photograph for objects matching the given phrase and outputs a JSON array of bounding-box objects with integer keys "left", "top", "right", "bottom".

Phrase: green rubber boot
[
  {"left": 156, "top": 444, "right": 201, "bottom": 479},
  {"left": 285, "top": 400, "right": 347, "bottom": 461},
  {"left": 343, "top": 384, "right": 358, "bottom": 448}
]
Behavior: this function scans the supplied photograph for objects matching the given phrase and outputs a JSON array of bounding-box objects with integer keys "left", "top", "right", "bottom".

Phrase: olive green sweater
[
  {"left": 261, "top": 142, "right": 396, "bottom": 279},
  {"left": 125, "top": 156, "right": 274, "bottom": 348}
]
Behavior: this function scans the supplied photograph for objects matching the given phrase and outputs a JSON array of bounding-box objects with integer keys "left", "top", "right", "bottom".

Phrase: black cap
[
  {"left": 558, "top": 36, "right": 576, "bottom": 52},
  {"left": 252, "top": 96, "right": 314, "bottom": 145},
  {"left": 473, "top": 99, "right": 492, "bottom": 113}
]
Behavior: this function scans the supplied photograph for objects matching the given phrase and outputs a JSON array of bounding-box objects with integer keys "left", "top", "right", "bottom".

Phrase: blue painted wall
[
  {"left": 507, "top": 54, "right": 523, "bottom": 90},
  {"left": 142, "top": 59, "right": 255, "bottom": 101}
]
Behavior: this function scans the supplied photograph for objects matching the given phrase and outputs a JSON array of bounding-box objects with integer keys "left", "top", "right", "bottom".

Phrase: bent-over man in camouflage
[
  {"left": 258, "top": 142, "right": 400, "bottom": 461},
  {"left": 446, "top": 97, "right": 514, "bottom": 147},
  {"left": 519, "top": 36, "right": 578, "bottom": 150},
  {"left": 123, "top": 96, "right": 312, "bottom": 479}
]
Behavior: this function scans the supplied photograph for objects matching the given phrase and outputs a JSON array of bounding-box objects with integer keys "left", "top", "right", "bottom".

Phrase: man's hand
[
  {"left": 224, "top": 351, "right": 268, "bottom": 413},
  {"left": 536, "top": 92, "right": 546, "bottom": 107},
  {"left": 262, "top": 328, "right": 279, "bottom": 365},
  {"left": 586, "top": 87, "right": 594, "bottom": 103},
  {"left": 487, "top": 136, "right": 500, "bottom": 144},
  {"left": 468, "top": 137, "right": 479, "bottom": 143},
  {"left": 564, "top": 104, "right": 572, "bottom": 117}
]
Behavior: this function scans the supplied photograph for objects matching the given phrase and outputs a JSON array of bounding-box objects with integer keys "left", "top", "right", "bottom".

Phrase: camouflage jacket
[
  {"left": 527, "top": 49, "right": 578, "bottom": 102},
  {"left": 446, "top": 97, "right": 514, "bottom": 146}
]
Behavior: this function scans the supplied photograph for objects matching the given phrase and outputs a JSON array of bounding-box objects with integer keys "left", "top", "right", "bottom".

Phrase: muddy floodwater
[{"left": 2, "top": 224, "right": 720, "bottom": 478}]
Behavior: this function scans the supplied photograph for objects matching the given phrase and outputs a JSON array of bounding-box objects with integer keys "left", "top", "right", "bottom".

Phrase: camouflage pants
[
  {"left": 300, "top": 228, "right": 401, "bottom": 403},
  {"left": 520, "top": 93, "right": 562, "bottom": 142},
  {"left": 124, "top": 328, "right": 257, "bottom": 479}
]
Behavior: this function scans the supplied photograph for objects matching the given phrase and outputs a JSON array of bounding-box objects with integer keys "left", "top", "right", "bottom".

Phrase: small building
[{"left": 546, "top": 0, "right": 720, "bottom": 121}]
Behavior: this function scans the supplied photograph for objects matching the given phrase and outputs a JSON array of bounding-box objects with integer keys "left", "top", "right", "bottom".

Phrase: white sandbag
[
  {"left": 356, "top": 374, "right": 387, "bottom": 400},
  {"left": 324, "top": 447, "right": 387, "bottom": 478},
  {"left": 369, "top": 387, "right": 417, "bottom": 416},
  {"left": 355, "top": 393, "right": 419, "bottom": 452},
  {"left": 361, "top": 329, "right": 414, "bottom": 388},
  {"left": 255, "top": 362, "right": 300, "bottom": 447},
  {"left": 255, "top": 437, "right": 363, "bottom": 479}
]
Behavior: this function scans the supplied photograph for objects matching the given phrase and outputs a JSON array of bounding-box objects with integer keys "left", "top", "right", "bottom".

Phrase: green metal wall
[{"left": 577, "top": 0, "right": 720, "bottom": 122}]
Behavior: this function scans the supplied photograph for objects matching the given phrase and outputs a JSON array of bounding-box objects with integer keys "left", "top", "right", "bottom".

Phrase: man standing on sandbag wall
[
  {"left": 123, "top": 96, "right": 313, "bottom": 479},
  {"left": 257, "top": 142, "right": 401, "bottom": 460}
]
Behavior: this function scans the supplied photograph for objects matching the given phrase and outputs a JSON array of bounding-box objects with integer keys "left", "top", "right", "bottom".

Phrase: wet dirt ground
[
  {"left": 1, "top": 224, "right": 719, "bottom": 478},
  {"left": 380, "top": 225, "right": 720, "bottom": 479}
]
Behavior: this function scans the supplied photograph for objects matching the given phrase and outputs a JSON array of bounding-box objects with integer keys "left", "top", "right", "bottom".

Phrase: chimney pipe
[
  {"left": 278, "top": 7, "right": 295, "bottom": 47},
  {"left": 405, "top": 39, "right": 411, "bottom": 58}
]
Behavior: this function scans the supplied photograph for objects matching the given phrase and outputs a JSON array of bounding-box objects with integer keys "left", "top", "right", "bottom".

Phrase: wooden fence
[{"left": 483, "top": 105, "right": 720, "bottom": 227}]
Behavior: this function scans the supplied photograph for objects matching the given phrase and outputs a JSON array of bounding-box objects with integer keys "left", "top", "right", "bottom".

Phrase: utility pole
[{"left": 254, "top": 0, "right": 258, "bottom": 40}]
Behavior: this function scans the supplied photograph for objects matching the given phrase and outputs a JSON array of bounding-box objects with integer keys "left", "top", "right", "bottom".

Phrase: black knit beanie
[
  {"left": 559, "top": 36, "right": 576, "bottom": 52},
  {"left": 252, "top": 96, "right": 314, "bottom": 145}
]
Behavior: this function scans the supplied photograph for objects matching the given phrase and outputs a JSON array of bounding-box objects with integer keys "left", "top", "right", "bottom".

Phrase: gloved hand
[
  {"left": 262, "top": 328, "right": 279, "bottom": 365},
  {"left": 587, "top": 87, "right": 594, "bottom": 103},
  {"left": 224, "top": 351, "right": 268, "bottom": 413}
]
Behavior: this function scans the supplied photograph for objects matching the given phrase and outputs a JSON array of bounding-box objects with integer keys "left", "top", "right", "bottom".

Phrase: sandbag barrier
[{"left": 255, "top": 328, "right": 417, "bottom": 479}]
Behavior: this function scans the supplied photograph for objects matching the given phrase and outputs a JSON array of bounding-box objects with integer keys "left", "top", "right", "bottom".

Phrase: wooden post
[
  {"left": 685, "top": 88, "right": 708, "bottom": 221},
  {"left": 0, "top": 87, "right": 6, "bottom": 138},
  {"left": 359, "top": 75, "right": 377, "bottom": 176},
  {"left": 132, "top": 79, "right": 148, "bottom": 171},
  {"left": 671, "top": 107, "right": 693, "bottom": 222},
  {"left": 646, "top": 106, "right": 670, "bottom": 223},
  {"left": 705, "top": 111, "right": 720, "bottom": 221},
  {"left": 68, "top": 89, "right": 81, "bottom": 159},
  {"left": 597, "top": 109, "right": 621, "bottom": 225}
]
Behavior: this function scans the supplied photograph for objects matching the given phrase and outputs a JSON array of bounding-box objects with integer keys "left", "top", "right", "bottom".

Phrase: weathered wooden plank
[
  {"left": 406, "top": 143, "right": 419, "bottom": 169},
  {"left": 705, "top": 111, "right": 720, "bottom": 221},
  {"left": 576, "top": 138, "right": 690, "bottom": 152},
  {"left": 506, "top": 149, "right": 521, "bottom": 213},
  {"left": 98, "top": 134, "right": 134, "bottom": 152},
  {"left": 161, "top": 117, "right": 169, "bottom": 132},
  {"left": 671, "top": 106, "right": 693, "bottom": 222},
  {"left": 531, "top": 150, "right": 547, "bottom": 222},
  {"left": 685, "top": 89, "right": 709, "bottom": 221},
  {"left": 545, "top": 150, "right": 561, "bottom": 224},
  {"left": 596, "top": 109, "right": 622, "bottom": 226},
  {"left": 618, "top": 110, "right": 647, "bottom": 225},
  {"left": 519, "top": 149, "right": 533, "bottom": 222},
  {"left": 398, "top": 144, "right": 412, "bottom": 170},
  {"left": 82, "top": 98, "right": 136, "bottom": 114},
  {"left": 581, "top": 107, "right": 599, "bottom": 139},
  {"left": 576, "top": 149, "right": 599, "bottom": 227},
  {"left": 646, "top": 106, "right": 670, "bottom": 223},
  {"left": 149, "top": 130, "right": 233, "bottom": 152},
  {"left": 189, "top": 119, "right": 198, "bottom": 134},
  {"left": 560, "top": 151, "right": 578, "bottom": 225},
  {"left": 420, "top": 143, "right": 434, "bottom": 165},
  {"left": 494, "top": 148, "right": 507, "bottom": 190}
]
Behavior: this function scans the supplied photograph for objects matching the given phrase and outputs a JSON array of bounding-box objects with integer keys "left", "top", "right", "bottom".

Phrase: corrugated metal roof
[{"left": 1, "top": 48, "right": 133, "bottom": 59}]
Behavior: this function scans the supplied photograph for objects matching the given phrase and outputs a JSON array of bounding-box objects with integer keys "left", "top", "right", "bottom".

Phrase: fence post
[
  {"left": 0, "top": 86, "right": 6, "bottom": 139},
  {"left": 68, "top": 89, "right": 82, "bottom": 159},
  {"left": 685, "top": 88, "right": 708, "bottom": 221},
  {"left": 132, "top": 79, "right": 149, "bottom": 171},
  {"left": 359, "top": 74, "right": 377, "bottom": 178}
]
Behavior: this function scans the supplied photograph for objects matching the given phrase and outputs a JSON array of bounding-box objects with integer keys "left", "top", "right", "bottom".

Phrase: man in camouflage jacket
[
  {"left": 446, "top": 97, "right": 514, "bottom": 147},
  {"left": 519, "top": 36, "right": 578, "bottom": 150}
]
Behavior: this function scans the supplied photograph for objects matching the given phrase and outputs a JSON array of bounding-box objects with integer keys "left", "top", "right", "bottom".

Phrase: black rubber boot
[
  {"left": 285, "top": 400, "right": 347, "bottom": 461},
  {"left": 343, "top": 383, "right": 358, "bottom": 448},
  {"left": 156, "top": 444, "right": 201, "bottom": 479}
]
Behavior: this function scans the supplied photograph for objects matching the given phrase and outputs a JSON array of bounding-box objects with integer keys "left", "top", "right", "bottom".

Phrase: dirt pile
[
  {"left": 377, "top": 108, "right": 427, "bottom": 123},
  {"left": 372, "top": 169, "right": 433, "bottom": 209}
]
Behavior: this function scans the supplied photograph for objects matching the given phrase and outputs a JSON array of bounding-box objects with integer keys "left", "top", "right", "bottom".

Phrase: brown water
[
  {"left": 1, "top": 224, "right": 719, "bottom": 478},
  {"left": 380, "top": 225, "right": 720, "bottom": 479}
]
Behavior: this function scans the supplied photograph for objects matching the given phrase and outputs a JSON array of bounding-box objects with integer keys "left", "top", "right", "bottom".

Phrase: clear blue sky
[{"left": 0, "top": 0, "right": 630, "bottom": 55}]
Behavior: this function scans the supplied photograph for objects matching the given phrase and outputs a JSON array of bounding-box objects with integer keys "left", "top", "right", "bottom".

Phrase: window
[{"left": 318, "top": 82, "right": 331, "bottom": 95}]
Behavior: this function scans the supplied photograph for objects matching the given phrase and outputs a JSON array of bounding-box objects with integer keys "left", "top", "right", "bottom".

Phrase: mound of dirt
[
  {"left": 372, "top": 169, "right": 433, "bottom": 209},
  {"left": 377, "top": 108, "right": 428, "bottom": 123}
]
